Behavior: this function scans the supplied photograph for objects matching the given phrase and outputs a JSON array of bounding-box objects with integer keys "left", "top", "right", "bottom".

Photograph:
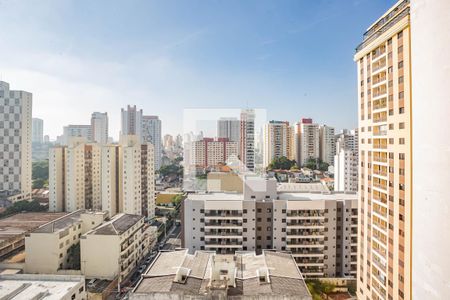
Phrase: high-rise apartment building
[
  {"left": 49, "top": 136, "right": 155, "bottom": 218},
  {"left": 142, "top": 115, "right": 162, "bottom": 170},
  {"left": 120, "top": 105, "right": 143, "bottom": 139},
  {"left": 91, "top": 112, "right": 108, "bottom": 145},
  {"left": 263, "top": 120, "right": 295, "bottom": 168},
  {"left": 217, "top": 117, "right": 240, "bottom": 143},
  {"left": 335, "top": 129, "right": 359, "bottom": 154},
  {"left": 182, "top": 177, "right": 358, "bottom": 278},
  {"left": 62, "top": 125, "right": 92, "bottom": 145},
  {"left": 295, "top": 118, "right": 320, "bottom": 166},
  {"left": 0, "top": 81, "right": 32, "bottom": 202},
  {"left": 163, "top": 134, "right": 174, "bottom": 151},
  {"left": 355, "top": 1, "right": 411, "bottom": 299},
  {"left": 319, "top": 125, "right": 335, "bottom": 165},
  {"left": 334, "top": 150, "right": 358, "bottom": 192},
  {"left": 32, "top": 118, "right": 43, "bottom": 144},
  {"left": 191, "top": 138, "right": 238, "bottom": 169},
  {"left": 240, "top": 109, "right": 255, "bottom": 171}
]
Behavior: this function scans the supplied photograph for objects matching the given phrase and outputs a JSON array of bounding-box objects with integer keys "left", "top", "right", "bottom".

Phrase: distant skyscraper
[
  {"left": 120, "top": 105, "right": 143, "bottom": 139},
  {"left": 240, "top": 109, "right": 255, "bottom": 171},
  {"left": 62, "top": 125, "right": 92, "bottom": 145},
  {"left": 295, "top": 118, "right": 320, "bottom": 166},
  {"left": 355, "top": 1, "right": 412, "bottom": 299},
  {"left": 142, "top": 115, "right": 162, "bottom": 170},
  {"left": 263, "top": 120, "right": 295, "bottom": 168},
  {"left": 334, "top": 129, "right": 358, "bottom": 192},
  {"left": 163, "top": 134, "right": 174, "bottom": 151},
  {"left": 217, "top": 117, "right": 240, "bottom": 143},
  {"left": 32, "top": 118, "right": 44, "bottom": 144},
  {"left": 319, "top": 125, "right": 335, "bottom": 165},
  {"left": 0, "top": 81, "right": 32, "bottom": 202},
  {"left": 91, "top": 112, "right": 108, "bottom": 145}
]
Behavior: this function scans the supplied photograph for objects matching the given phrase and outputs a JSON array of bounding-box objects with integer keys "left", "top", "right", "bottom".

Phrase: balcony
[
  {"left": 373, "top": 155, "right": 388, "bottom": 163},
  {"left": 205, "top": 221, "right": 242, "bottom": 228}
]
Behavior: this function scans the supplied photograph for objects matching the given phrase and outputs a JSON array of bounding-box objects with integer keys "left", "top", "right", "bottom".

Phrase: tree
[
  {"left": 32, "top": 160, "right": 49, "bottom": 189},
  {"left": 267, "top": 156, "right": 297, "bottom": 170},
  {"left": 303, "top": 158, "right": 329, "bottom": 171},
  {"left": 0, "top": 200, "right": 46, "bottom": 219}
]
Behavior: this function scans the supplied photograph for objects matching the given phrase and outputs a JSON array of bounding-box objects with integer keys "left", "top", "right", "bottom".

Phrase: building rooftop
[
  {"left": 277, "top": 192, "right": 357, "bottom": 201},
  {"left": 132, "top": 249, "right": 311, "bottom": 299},
  {"left": 33, "top": 210, "right": 105, "bottom": 234},
  {"left": 0, "top": 212, "right": 66, "bottom": 243},
  {"left": 86, "top": 213, "right": 143, "bottom": 236},
  {"left": 277, "top": 182, "right": 329, "bottom": 193},
  {"left": 187, "top": 193, "right": 244, "bottom": 201},
  {"left": 0, "top": 274, "right": 84, "bottom": 300}
]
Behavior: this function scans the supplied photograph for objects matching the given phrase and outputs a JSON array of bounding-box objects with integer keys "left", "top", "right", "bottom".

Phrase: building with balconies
[
  {"left": 80, "top": 213, "right": 157, "bottom": 281},
  {"left": 182, "top": 177, "right": 357, "bottom": 278}
]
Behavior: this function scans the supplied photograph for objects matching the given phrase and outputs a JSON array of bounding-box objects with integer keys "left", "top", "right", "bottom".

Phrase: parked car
[{"left": 137, "top": 265, "right": 147, "bottom": 273}]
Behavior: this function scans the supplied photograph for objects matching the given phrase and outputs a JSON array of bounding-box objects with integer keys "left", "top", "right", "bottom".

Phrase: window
[
  {"left": 399, "top": 122, "right": 405, "bottom": 129},
  {"left": 399, "top": 138, "right": 405, "bottom": 145},
  {"left": 399, "top": 76, "right": 404, "bottom": 84},
  {"left": 398, "top": 61, "right": 404, "bottom": 69},
  {"left": 398, "top": 31, "right": 403, "bottom": 39},
  {"left": 399, "top": 107, "right": 405, "bottom": 114},
  {"left": 388, "top": 38, "right": 392, "bottom": 45},
  {"left": 399, "top": 91, "right": 404, "bottom": 99},
  {"left": 398, "top": 45, "right": 403, "bottom": 53}
]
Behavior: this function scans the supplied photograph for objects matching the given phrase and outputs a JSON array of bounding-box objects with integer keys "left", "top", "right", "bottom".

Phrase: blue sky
[{"left": 0, "top": 0, "right": 395, "bottom": 138}]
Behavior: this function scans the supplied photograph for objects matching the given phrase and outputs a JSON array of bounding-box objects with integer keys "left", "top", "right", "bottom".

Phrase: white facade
[
  {"left": 319, "top": 125, "right": 335, "bottom": 165},
  {"left": 142, "top": 115, "right": 162, "bottom": 170},
  {"left": 334, "top": 149, "right": 358, "bottom": 192},
  {"left": 0, "top": 81, "right": 32, "bottom": 202},
  {"left": 182, "top": 178, "right": 358, "bottom": 278},
  {"left": 32, "top": 118, "right": 43, "bottom": 144},
  {"left": 411, "top": 0, "right": 450, "bottom": 298},
  {"left": 91, "top": 112, "right": 108, "bottom": 145},
  {"left": 62, "top": 125, "right": 92, "bottom": 145}
]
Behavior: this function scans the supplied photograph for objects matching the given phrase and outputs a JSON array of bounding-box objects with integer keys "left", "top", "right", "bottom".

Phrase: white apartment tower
[
  {"left": 0, "top": 81, "right": 32, "bottom": 202},
  {"left": 91, "top": 112, "right": 108, "bottom": 145},
  {"left": 240, "top": 109, "right": 255, "bottom": 171},
  {"left": 334, "top": 150, "right": 358, "bottom": 192},
  {"left": 295, "top": 118, "right": 320, "bottom": 166},
  {"left": 263, "top": 120, "right": 295, "bottom": 168},
  {"left": 32, "top": 118, "right": 43, "bottom": 144},
  {"left": 319, "top": 125, "right": 335, "bottom": 165},
  {"left": 142, "top": 115, "right": 162, "bottom": 171}
]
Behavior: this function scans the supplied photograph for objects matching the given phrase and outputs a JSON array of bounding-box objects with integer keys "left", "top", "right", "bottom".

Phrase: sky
[{"left": 0, "top": 0, "right": 395, "bottom": 139}]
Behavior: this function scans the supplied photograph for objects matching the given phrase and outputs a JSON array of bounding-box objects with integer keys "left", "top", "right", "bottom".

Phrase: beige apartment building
[
  {"left": 182, "top": 177, "right": 357, "bottom": 278},
  {"left": 25, "top": 210, "right": 107, "bottom": 274},
  {"left": 295, "top": 118, "right": 320, "bottom": 166},
  {"left": 81, "top": 213, "right": 157, "bottom": 281},
  {"left": 49, "top": 135, "right": 155, "bottom": 218},
  {"left": 355, "top": 1, "right": 411, "bottom": 299},
  {"left": 263, "top": 120, "right": 295, "bottom": 168}
]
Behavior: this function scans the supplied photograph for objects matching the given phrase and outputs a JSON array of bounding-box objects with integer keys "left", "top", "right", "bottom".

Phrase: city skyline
[{"left": 0, "top": 0, "right": 395, "bottom": 138}]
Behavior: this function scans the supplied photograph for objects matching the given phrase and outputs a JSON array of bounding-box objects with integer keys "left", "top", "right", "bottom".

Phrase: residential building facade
[
  {"left": 25, "top": 210, "right": 107, "bottom": 274},
  {"left": 81, "top": 214, "right": 157, "bottom": 281},
  {"left": 319, "top": 125, "right": 335, "bottom": 165},
  {"left": 263, "top": 120, "right": 295, "bottom": 168},
  {"left": 217, "top": 117, "right": 240, "bottom": 143},
  {"left": 182, "top": 177, "right": 358, "bottom": 278},
  {"left": 0, "top": 81, "right": 32, "bottom": 202},
  {"left": 334, "top": 149, "right": 358, "bottom": 192},
  {"left": 142, "top": 115, "right": 162, "bottom": 170},
  {"left": 355, "top": 1, "right": 412, "bottom": 299},
  {"left": 240, "top": 109, "right": 255, "bottom": 171},
  {"left": 191, "top": 138, "right": 238, "bottom": 169},
  {"left": 91, "top": 112, "right": 108, "bottom": 145},
  {"left": 120, "top": 105, "right": 143, "bottom": 140},
  {"left": 295, "top": 118, "right": 320, "bottom": 166},
  {"left": 62, "top": 125, "right": 92, "bottom": 145},
  {"left": 32, "top": 118, "right": 43, "bottom": 144}
]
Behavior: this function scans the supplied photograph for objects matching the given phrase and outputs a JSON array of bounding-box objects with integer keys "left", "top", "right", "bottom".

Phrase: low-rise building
[
  {"left": 131, "top": 249, "right": 311, "bottom": 300},
  {"left": 25, "top": 210, "right": 107, "bottom": 274},
  {"left": 0, "top": 274, "right": 86, "bottom": 300},
  {"left": 0, "top": 212, "right": 66, "bottom": 259},
  {"left": 81, "top": 213, "right": 157, "bottom": 281},
  {"left": 182, "top": 177, "right": 358, "bottom": 278}
]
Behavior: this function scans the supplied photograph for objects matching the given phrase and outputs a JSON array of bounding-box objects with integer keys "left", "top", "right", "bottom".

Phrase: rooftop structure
[
  {"left": 0, "top": 274, "right": 86, "bottom": 300},
  {"left": 131, "top": 249, "right": 311, "bottom": 299},
  {"left": 86, "top": 213, "right": 143, "bottom": 236},
  {"left": 277, "top": 182, "right": 329, "bottom": 193},
  {"left": 0, "top": 212, "right": 66, "bottom": 258}
]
